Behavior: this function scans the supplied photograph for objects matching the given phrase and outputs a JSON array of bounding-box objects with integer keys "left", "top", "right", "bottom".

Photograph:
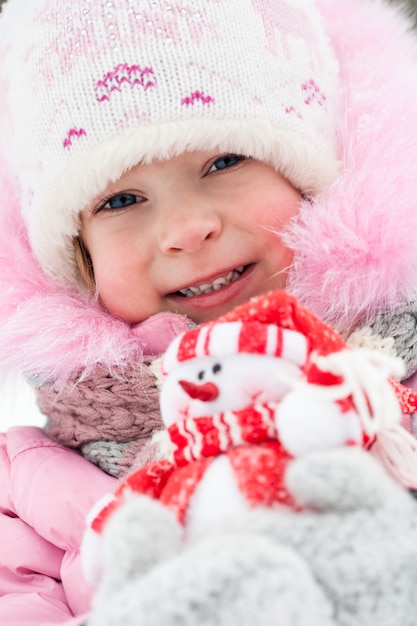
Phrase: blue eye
[
  {"left": 104, "top": 193, "right": 140, "bottom": 210},
  {"left": 208, "top": 154, "right": 244, "bottom": 173}
]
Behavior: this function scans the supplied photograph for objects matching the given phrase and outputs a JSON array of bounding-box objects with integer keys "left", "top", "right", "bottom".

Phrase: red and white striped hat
[{"left": 162, "top": 290, "right": 347, "bottom": 378}]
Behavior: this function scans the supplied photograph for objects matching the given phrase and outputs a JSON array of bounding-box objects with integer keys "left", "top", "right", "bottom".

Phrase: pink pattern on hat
[
  {"left": 127, "top": 9, "right": 182, "bottom": 46},
  {"left": 169, "top": 3, "right": 221, "bottom": 45},
  {"left": 95, "top": 64, "right": 156, "bottom": 102},
  {"left": 251, "top": 0, "right": 320, "bottom": 58},
  {"left": 181, "top": 91, "right": 214, "bottom": 106},
  {"left": 34, "top": 2, "right": 113, "bottom": 79},
  {"left": 116, "top": 110, "right": 151, "bottom": 131},
  {"left": 302, "top": 79, "right": 326, "bottom": 107},
  {"left": 127, "top": 3, "right": 220, "bottom": 47},
  {"left": 285, "top": 106, "right": 303, "bottom": 120},
  {"left": 63, "top": 128, "right": 87, "bottom": 150},
  {"left": 33, "top": 1, "right": 222, "bottom": 86}
]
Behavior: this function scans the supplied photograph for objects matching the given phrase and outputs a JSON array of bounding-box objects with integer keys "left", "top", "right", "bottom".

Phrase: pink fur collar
[{"left": 0, "top": 174, "right": 141, "bottom": 382}]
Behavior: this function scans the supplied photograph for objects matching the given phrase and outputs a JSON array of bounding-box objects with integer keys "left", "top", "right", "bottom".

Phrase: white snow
[{"left": 0, "top": 375, "right": 45, "bottom": 431}]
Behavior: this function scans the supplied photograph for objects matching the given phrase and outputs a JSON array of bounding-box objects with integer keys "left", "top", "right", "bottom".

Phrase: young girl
[{"left": 1, "top": 0, "right": 417, "bottom": 624}]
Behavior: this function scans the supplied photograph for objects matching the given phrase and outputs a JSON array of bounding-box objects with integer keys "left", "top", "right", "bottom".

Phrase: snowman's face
[{"left": 160, "top": 353, "right": 303, "bottom": 426}]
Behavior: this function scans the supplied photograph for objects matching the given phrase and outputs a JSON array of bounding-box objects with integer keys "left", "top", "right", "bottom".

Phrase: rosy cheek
[
  {"left": 95, "top": 238, "right": 136, "bottom": 277},
  {"left": 272, "top": 194, "right": 301, "bottom": 224},
  {"left": 93, "top": 257, "right": 130, "bottom": 307}
]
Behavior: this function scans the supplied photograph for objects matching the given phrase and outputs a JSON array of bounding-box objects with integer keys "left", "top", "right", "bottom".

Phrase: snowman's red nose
[{"left": 179, "top": 380, "right": 219, "bottom": 402}]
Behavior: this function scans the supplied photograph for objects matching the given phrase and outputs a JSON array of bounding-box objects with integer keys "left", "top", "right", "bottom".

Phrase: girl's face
[{"left": 80, "top": 151, "right": 302, "bottom": 324}]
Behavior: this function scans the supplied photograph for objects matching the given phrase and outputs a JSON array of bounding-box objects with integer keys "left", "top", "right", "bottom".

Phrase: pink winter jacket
[{"left": 0, "top": 427, "right": 116, "bottom": 626}]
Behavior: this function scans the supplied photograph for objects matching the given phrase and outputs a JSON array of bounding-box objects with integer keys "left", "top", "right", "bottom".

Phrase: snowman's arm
[
  {"left": 82, "top": 459, "right": 176, "bottom": 584},
  {"left": 274, "top": 390, "right": 362, "bottom": 457},
  {"left": 90, "top": 459, "right": 175, "bottom": 532}
]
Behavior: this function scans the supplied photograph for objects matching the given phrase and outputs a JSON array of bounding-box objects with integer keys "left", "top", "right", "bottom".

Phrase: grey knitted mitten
[
  {"left": 88, "top": 497, "right": 333, "bottom": 626},
  {"left": 86, "top": 448, "right": 417, "bottom": 626}
]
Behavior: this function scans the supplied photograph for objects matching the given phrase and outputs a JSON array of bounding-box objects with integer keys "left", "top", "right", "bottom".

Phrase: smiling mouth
[{"left": 176, "top": 266, "right": 247, "bottom": 297}]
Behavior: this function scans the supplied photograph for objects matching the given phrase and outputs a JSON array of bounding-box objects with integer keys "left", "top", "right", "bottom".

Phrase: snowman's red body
[
  {"left": 92, "top": 396, "right": 366, "bottom": 538},
  {"left": 86, "top": 291, "right": 416, "bottom": 574}
]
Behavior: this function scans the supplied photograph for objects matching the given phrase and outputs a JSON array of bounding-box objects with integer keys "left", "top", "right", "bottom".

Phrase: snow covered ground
[{"left": 0, "top": 376, "right": 45, "bottom": 431}]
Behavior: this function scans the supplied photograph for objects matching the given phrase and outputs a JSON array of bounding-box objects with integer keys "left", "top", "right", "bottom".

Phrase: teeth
[{"left": 178, "top": 266, "right": 245, "bottom": 297}]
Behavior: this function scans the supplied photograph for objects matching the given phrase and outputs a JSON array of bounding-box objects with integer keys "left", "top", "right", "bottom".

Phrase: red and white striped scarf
[{"left": 168, "top": 403, "right": 280, "bottom": 466}]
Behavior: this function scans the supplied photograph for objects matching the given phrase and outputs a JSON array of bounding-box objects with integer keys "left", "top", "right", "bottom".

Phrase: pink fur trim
[
  {"left": 0, "top": 162, "right": 142, "bottom": 382},
  {"left": 286, "top": 0, "right": 417, "bottom": 330}
]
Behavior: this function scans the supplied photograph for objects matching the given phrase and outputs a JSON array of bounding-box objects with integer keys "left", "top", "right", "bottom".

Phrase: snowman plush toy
[{"left": 83, "top": 290, "right": 417, "bottom": 626}]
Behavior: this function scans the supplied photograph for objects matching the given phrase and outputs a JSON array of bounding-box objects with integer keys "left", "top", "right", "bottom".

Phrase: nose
[
  {"left": 179, "top": 380, "right": 220, "bottom": 402},
  {"left": 157, "top": 199, "right": 222, "bottom": 254}
]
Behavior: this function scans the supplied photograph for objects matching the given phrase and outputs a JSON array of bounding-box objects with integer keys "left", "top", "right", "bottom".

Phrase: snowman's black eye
[
  {"left": 198, "top": 370, "right": 205, "bottom": 380},
  {"left": 212, "top": 363, "right": 222, "bottom": 374}
]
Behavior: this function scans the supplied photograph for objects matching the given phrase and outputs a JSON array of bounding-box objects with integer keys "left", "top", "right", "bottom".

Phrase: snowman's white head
[
  {"left": 160, "top": 320, "right": 309, "bottom": 427},
  {"left": 160, "top": 352, "right": 305, "bottom": 427}
]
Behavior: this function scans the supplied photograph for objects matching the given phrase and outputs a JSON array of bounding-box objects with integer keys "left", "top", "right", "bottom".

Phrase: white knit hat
[{"left": 0, "top": 0, "right": 340, "bottom": 289}]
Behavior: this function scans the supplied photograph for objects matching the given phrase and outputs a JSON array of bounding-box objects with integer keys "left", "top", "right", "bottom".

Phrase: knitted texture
[
  {"left": 85, "top": 448, "right": 417, "bottom": 626},
  {"left": 37, "top": 358, "right": 163, "bottom": 477},
  {"left": 350, "top": 302, "right": 417, "bottom": 379},
  {"left": 0, "top": 0, "right": 340, "bottom": 289}
]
